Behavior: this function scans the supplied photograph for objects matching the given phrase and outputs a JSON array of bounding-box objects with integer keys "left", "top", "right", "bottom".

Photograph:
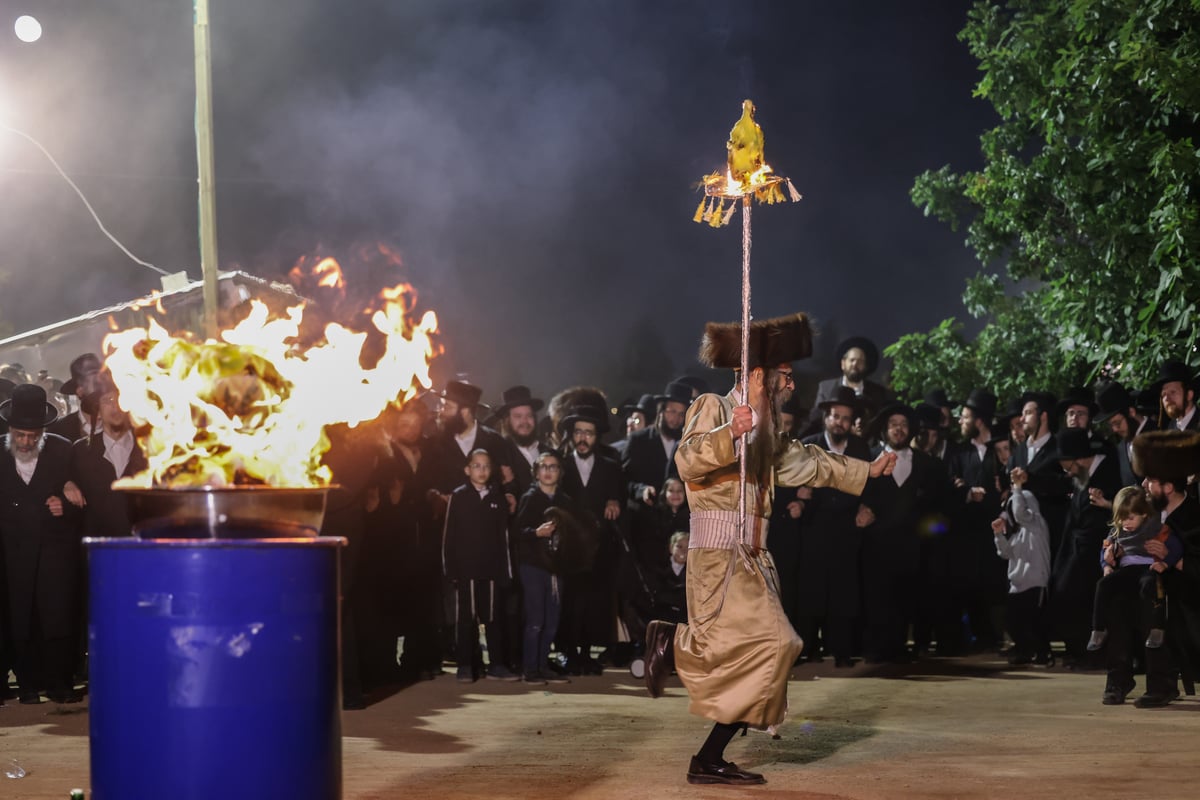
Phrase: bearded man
[
  {"left": 643, "top": 313, "right": 895, "bottom": 786},
  {"left": 804, "top": 336, "right": 893, "bottom": 436},
  {"left": 0, "top": 384, "right": 80, "bottom": 704},
  {"left": 1102, "top": 431, "right": 1200, "bottom": 707},
  {"left": 1048, "top": 428, "right": 1122, "bottom": 666},
  {"left": 622, "top": 380, "right": 690, "bottom": 511},
  {"left": 1094, "top": 381, "right": 1153, "bottom": 488},
  {"left": 490, "top": 385, "right": 547, "bottom": 498},
  {"left": 1153, "top": 361, "right": 1199, "bottom": 432}
]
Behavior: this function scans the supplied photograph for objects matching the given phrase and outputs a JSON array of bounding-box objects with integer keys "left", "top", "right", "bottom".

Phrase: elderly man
[
  {"left": 0, "top": 384, "right": 81, "bottom": 704},
  {"left": 643, "top": 313, "right": 894, "bottom": 786}
]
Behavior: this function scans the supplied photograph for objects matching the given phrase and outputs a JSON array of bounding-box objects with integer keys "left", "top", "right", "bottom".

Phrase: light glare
[{"left": 14, "top": 15, "right": 42, "bottom": 43}]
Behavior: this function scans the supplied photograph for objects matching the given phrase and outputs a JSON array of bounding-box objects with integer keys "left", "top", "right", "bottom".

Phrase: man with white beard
[{"left": 0, "top": 384, "right": 80, "bottom": 704}]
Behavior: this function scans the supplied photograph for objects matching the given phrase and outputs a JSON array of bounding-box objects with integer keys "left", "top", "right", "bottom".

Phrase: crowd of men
[{"left": 3, "top": 337, "right": 1200, "bottom": 711}]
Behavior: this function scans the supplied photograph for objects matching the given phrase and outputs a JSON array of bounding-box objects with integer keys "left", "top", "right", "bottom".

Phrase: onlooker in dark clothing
[{"left": 442, "top": 449, "right": 518, "bottom": 682}]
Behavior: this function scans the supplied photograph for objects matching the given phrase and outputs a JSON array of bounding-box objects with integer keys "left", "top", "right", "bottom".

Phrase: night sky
[{"left": 1, "top": 0, "right": 997, "bottom": 407}]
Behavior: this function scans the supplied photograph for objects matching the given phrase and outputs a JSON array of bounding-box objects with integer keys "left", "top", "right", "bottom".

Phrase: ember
[{"left": 103, "top": 271, "right": 438, "bottom": 488}]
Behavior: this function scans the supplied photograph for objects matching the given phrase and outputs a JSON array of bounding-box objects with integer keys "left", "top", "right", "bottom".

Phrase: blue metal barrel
[{"left": 87, "top": 537, "right": 343, "bottom": 800}]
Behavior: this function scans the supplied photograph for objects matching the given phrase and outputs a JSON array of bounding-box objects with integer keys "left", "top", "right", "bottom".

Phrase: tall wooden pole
[{"left": 194, "top": 0, "right": 220, "bottom": 339}]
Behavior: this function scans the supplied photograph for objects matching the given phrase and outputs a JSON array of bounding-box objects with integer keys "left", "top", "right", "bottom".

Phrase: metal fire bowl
[{"left": 117, "top": 486, "right": 330, "bottom": 540}]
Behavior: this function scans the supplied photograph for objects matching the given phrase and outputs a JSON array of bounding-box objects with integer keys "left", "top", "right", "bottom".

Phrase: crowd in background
[{"left": 2, "top": 337, "right": 1200, "bottom": 711}]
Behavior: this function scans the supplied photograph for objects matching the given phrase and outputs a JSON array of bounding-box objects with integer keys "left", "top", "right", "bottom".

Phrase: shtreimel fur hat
[
  {"left": 1131, "top": 430, "right": 1200, "bottom": 480},
  {"left": 699, "top": 312, "right": 813, "bottom": 370}
]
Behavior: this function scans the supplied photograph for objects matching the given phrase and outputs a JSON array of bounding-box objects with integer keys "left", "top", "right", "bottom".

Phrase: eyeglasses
[
  {"left": 572, "top": 429, "right": 597, "bottom": 439},
  {"left": 776, "top": 371, "right": 795, "bottom": 387}
]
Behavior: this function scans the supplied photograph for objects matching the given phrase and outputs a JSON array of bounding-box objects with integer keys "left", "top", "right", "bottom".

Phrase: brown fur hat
[
  {"left": 698, "top": 312, "right": 813, "bottom": 370},
  {"left": 1131, "top": 430, "right": 1200, "bottom": 480}
]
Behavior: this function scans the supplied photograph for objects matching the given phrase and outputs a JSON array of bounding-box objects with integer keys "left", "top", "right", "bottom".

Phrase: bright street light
[{"left": 14, "top": 15, "right": 42, "bottom": 43}]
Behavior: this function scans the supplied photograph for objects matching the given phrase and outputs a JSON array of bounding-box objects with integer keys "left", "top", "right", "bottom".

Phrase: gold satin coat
[{"left": 672, "top": 391, "right": 869, "bottom": 728}]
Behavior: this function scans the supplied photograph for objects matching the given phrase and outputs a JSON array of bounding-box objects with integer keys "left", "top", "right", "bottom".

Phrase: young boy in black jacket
[{"left": 443, "top": 449, "right": 518, "bottom": 682}]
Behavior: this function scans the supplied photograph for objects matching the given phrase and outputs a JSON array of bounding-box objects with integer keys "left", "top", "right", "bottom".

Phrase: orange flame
[{"left": 102, "top": 275, "right": 438, "bottom": 488}]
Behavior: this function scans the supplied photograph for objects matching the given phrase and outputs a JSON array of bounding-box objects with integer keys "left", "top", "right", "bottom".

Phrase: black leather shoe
[
  {"left": 47, "top": 688, "right": 82, "bottom": 704},
  {"left": 1102, "top": 679, "right": 1135, "bottom": 705},
  {"left": 19, "top": 693, "right": 42, "bottom": 705},
  {"left": 687, "top": 756, "right": 766, "bottom": 785},
  {"left": 644, "top": 620, "right": 677, "bottom": 698},
  {"left": 1135, "top": 690, "right": 1176, "bottom": 709}
]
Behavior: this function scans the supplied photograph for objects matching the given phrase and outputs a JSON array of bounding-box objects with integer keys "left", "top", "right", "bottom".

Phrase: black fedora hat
[
  {"left": 621, "top": 394, "right": 657, "bottom": 420},
  {"left": 1149, "top": 360, "right": 1198, "bottom": 401},
  {"left": 441, "top": 380, "right": 484, "bottom": 410},
  {"left": 994, "top": 397, "right": 1024, "bottom": 437},
  {"left": 1094, "top": 382, "right": 1134, "bottom": 423},
  {"left": 0, "top": 383, "right": 60, "bottom": 430},
  {"left": 923, "top": 388, "right": 957, "bottom": 409},
  {"left": 494, "top": 385, "right": 543, "bottom": 416},
  {"left": 61, "top": 353, "right": 102, "bottom": 396},
  {"left": 559, "top": 404, "right": 610, "bottom": 436},
  {"left": 1055, "top": 428, "right": 1102, "bottom": 460},
  {"left": 914, "top": 402, "right": 944, "bottom": 432},
  {"left": 962, "top": 388, "right": 998, "bottom": 425},
  {"left": 867, "top": 401, "right": 917, "bottom": 441},
  {"left": 1019, "top": 391, "right": 1057, "bottom": 418},
  {"left": 1055, "top": 387, "right": 1099, "bottom": 419},
  {"left": 836, "top": 337, "right": 880, "bottom": 376},
  {"left": 817, "top": 385, "right": 863, "bottom": 416},
  {"left": 673, "top": 375, "right": 711, "bottom": 398},
  {"left": 656, "top": 381, "right": 694, "bottom": 407}
]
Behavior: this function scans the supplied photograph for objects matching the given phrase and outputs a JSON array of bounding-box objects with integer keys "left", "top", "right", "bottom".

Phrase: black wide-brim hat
[
  {"left": 494, "top": 385, "right": 543, "bottom": 416},
  {"left": 1149, "top": 360, "right": 1197, "bottom": 400},
  {"left": 441, "top": 380, "right": 484, "bottom": 410},
  {"left": 699, "top": 312, "right": 813, "bottom": 371},
  {"left": 559, "top": 404, "right": 611, "bottom": 436},
  {"left": 923, "top": 388, "right": 957, "bottom": 409},
  {"left": 1093, "top": 381, "right": 1134, "bottom": 423},
  {"left": 1020, "top": 391, "right": 1058, "bottom": 420},
  {"left": 963, "top": 388, "right": 998, "bottom": 425},
  {"left": 1055, "top": 427, "right": 1103, "bottom": 460},
  {"left": 867, "top": 402, "right": 917, "bottom": 441},
  {"left": 1055, "top": 387, "right": 1099, "bottom": 419},
  {"left": 0, "top": 383, "right": 60, "bottom": 429},
  {"left": 817, "top": 385, "right": 864, "bottom": 416},
  {"left": 914, "top": 402, "right": 944, "bottom": 432},
  {"left": 1132, "top": 430, "right": 1200, "bottom": 480},
  {"left": 620, "top": 393, "right": 657, "bottom": 420},
  {"left": 656, "top": 381, "right": 694, "bottom": 407},
  {"left": 835, "top": 336, "right": 880, "bottom": 376}
]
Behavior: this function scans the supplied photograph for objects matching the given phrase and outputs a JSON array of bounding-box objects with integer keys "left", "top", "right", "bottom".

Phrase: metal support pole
[{"left": 194, "top": 0, "right": 220, "bottom": 339}]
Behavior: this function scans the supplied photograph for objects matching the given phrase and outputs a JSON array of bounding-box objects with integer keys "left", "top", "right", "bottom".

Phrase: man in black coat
[
  {"left": 792, "top": 386, "right": 872, "bottom": 667},
  {"left": 488, "top": 385, "right": 548, "bottom": 499},
  {"left": 621, "top": 380, "right": 690, "bottom": 512},
  {"left": 1094, "top": 381, "right": 1153, "bottom": 488},
  {"left": 947, "top": 389, "right": 1006, "bottom": 653},
  {"left": 1103, "top": 431, "right": 1200, "bottom": 706},
  {"left": 67, "top": 374, "right": 147, "bottom": 538},
  {"left": 430, "top": 380, "right": 512, "bottom": 506},
  {"left": 859, "top": 403, "right": 948, "bottom": 663},
  {"left": 48, "top": 353, "right": 103, "bottom": 444},
  {"left": 557, "top": 406, "right": 624, "bottom": 674},
  {"left": 0, "top": 384, "right": 82, "bottom": 704},
  {"left": 1048, "top": 428, "right": 1123, "bottom": 666},
  {"left": 1152, "top": 360, "right": 1200, "bottom": 433},
  {"left": 1009, "top": 391, "right": 1071, "bottom": 556},
  {"left": 805, "top": 337, "right": 893, "bottom": 437}
]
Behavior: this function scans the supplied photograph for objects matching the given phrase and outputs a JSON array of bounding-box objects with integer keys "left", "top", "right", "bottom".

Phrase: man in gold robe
[{"left": 644, "top": 312, "right": 895, "bottom": 786}]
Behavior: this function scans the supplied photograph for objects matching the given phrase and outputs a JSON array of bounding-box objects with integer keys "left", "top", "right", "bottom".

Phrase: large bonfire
[{"left": 103, "top": 257, "right": 438, "bottom": 488}]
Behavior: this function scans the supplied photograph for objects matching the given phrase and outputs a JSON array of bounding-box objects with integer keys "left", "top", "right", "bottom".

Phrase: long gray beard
[
  {"left": 745, "top": 380, "right": 783, "bottom": 484},
  {"left": 6, "top": 434, "right": 45, "bottom": 464}
]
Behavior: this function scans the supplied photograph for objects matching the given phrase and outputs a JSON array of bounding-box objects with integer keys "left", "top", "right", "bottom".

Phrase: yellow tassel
[
  {"left": 722, "top": 201, "right": 738, "bottom": 225},
  {"left": 787, "top": 179, "right": 802, "bottom": 202},
  {"left": 709, "top": 199, "right": 724, "bottom": 227},
  {"left": 702, "top": 197, "right": 714, "bottom": 223},
  {"left": 693, "top": 196, "right": 707, "bottom": 223},
  {"left": 771, "top": 183, "right": 785, "bottom": 204}
]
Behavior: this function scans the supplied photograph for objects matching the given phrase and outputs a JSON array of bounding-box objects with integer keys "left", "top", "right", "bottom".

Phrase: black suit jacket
[
  {"left": 0, "top": 433, "right": 81, "bottom": 640},
  {"left": 805, "top": 377, "right": 893, "bottom": 435},
  {"left": 561, "top": 452, "right": 624, "bottom": 525},
  {"left": 69, "top": 433, "right": 148, "bottom": 538},
  {"left": 430, "top": 423, "right": 511, "bottom": 495},
  {"left": 621, "top": 426, "right": 679, "bottom": 506},
  {"left": 47, "top": 412, "right": 87, "bottom": 445}
]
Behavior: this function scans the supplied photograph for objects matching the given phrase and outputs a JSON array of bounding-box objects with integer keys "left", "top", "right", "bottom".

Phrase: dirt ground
[{"left": 2, "top": 654, "right": 1198, "bottom": 799}]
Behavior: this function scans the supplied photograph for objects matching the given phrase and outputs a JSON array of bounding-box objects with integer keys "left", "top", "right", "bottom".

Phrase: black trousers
[
  {"left": 1093, "top": 565, "right": 1162, "bottom": 631},
  {"left": 1005, "top": 586, "right": 1051, "bottom": 658},
  {"left": 455, "top": 579, "right": 506, "bottom": 673}
]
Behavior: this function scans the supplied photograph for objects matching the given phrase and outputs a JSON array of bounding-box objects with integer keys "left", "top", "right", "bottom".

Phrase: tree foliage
[{"left": 898, "top": 0, "right": 1200, "bottom": 397}]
